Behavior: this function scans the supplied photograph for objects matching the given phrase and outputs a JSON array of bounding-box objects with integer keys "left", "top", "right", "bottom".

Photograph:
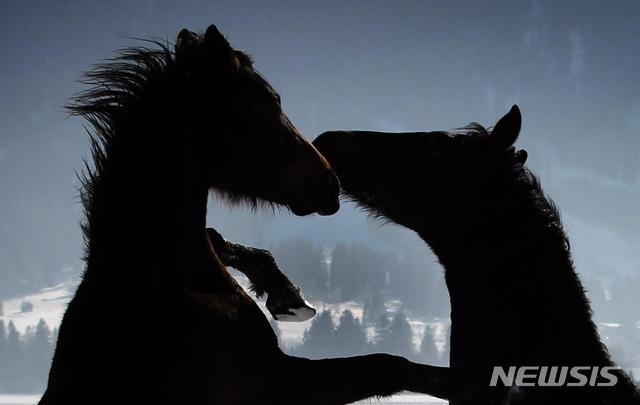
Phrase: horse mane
[
  {"left": 350, "top": 122, "right": 573, "bottom": 262},
  {"left": 453, "top": 122, "right": 490, "bottom": 138},
  {"left": 456, "top": 122, "right": 572, "bottom": 254},
  {"left": 66, "top": 39, "right": 176, "bottom": 255},
  {"left": 451, "top": 124, "right": 610, "bottom": 365},
  {"left": 68, "top": 37, "right": 280, "bottom": 257}
]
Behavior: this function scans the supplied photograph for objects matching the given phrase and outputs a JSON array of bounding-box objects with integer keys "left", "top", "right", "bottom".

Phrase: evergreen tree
[
  {"left": 0, "top": 319, "right": 57, "bottom": 392},
  {"left": 28, "top": 319, "right": 52, "bottom": 391},
  {"left": 300, "top": 310, "right": 335, "bottom": 358},
  {"left": 390, "top": 312, "right": 415, "bottom": 357},
  {"left": 0, "top": 320, "right": 6, "bottom": 351},
  {"left": 419, "top": 325, "right": 439, "bottom": 364},
  {"left": 441, "top": 324, "right": 450, "bottom": 366},
  {"left": 6, "top": 321, "right": 23, "bottom": 391},
  {"left": 373, "top": 314, "right": 391, "bottom": 349},
  {"left": 333, "top": 310, "right": 367, "bottom": 356},
  {"left": 0, "top": 320, "right": 7, "bottom": 391},
  {"left": 6, "top": 321, "right": 22, "bottom": 363},
  {"left": 363, "top": 293, "right": 386, "bottom": 324},
  {"left": 375, "top": 312, "right": 415, "bottom": 358}
]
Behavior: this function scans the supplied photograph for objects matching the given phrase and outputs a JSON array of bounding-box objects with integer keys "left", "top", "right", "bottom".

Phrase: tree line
[
  {"left": 0, "top": 319, "right": 56, "bottom": 393},
  {"left": 282, "top": 308, "right": 448, "bottom": 366}
]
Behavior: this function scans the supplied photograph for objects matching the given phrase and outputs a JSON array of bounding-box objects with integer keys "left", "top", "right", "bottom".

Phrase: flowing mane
[
  {"left": 67, "top": 41, "right": 174, "bottom": 247},
  {"left": 66, "top": 37, "right": 276, "bottom": 260},
  {"left": 453, "top": 122, "right": 571, "bottom": 255}
]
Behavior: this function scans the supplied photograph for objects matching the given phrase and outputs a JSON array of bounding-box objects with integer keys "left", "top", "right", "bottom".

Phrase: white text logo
[{"left": 489, "top": 366, "right": 619, "bottom": 387}]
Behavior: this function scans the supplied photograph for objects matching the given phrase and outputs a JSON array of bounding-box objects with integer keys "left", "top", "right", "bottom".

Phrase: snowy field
[
  {"left": 0, "top": 279, "right": 445, "bottom": 404},
  {"left": 0, "top": 395, "right": 41, "bottom": 405},
  {"left": 0, "top": 393, "right": 443, "bottom": 404},
  {"left": 355, "top": 394, "right": 445, "bottom": 404},
  {"left": 0, "top": 282, "right": 73, "bottom": 333},
  {"left": 1, "top": 277, "right": 636, "bottom": 403}
]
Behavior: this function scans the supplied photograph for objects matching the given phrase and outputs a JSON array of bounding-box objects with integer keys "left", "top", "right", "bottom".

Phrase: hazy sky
[{"left": 0, "top": 0, "right": 638, "bottom": 283}]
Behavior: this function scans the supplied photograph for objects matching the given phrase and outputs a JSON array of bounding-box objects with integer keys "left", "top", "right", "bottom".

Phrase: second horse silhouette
[{"left": 314, "top": 106, "right": 640, "bottom": 405}]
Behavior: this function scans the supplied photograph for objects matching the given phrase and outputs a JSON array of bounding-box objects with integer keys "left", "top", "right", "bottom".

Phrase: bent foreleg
[{"left": 206, "top": 227, "right": 316, "bottom": 321}]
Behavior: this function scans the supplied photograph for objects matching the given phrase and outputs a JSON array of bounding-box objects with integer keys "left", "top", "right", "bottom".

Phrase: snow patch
[
  {"left": 0, "top": 282, "right": 73, "bottom": 333},
  {"left": 0, "top": 395, "right": 41, "bottom": 405},
  {"left": 354, "top": 393, "right": 445, "bottom": 403}
]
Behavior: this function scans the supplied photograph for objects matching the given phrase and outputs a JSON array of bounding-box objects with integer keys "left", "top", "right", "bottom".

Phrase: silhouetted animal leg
[
  {"left": 206, "top": 227, "right": 316, "bottom": 321},
  {"left": 273, "top": 354, "right": 502, "bottom": 404}
]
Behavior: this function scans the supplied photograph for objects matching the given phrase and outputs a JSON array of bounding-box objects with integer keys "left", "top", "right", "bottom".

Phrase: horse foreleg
[
  {"left": 269, "top": 353, "right": 497, "bottom": 405},
  {"left": 205, "top": 227, "right": 316, "bottom": 321}
]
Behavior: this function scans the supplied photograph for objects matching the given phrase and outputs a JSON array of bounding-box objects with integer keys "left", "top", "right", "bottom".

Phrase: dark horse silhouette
[
  {"left": 205, "top": 227, "right": 316, "bottom": 321},
  {"left": 41, "top": 26, "right": 489, "bottom": 405},
  {"left": 314, "top": 106, "right": 640, "bottom": 405}
]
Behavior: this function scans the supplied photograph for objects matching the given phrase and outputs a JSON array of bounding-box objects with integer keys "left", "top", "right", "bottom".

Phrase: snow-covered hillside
[
  {"left": 0, "top": 274, "right": 447, "bottom": 351},
  {"left": 0, "top": 278, "right": 446, "bottom": 404},
  {"left": 0, "top": 282, "right": 74, "bottom": 333}
]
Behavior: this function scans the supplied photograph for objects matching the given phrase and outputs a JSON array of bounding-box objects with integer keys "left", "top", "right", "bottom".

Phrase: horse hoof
[
  {"left": 267, "top": 288, "right": 316, "bottom": 322},
  {"left": 271, "top": 303, "right": 316, "bottom": 322}
]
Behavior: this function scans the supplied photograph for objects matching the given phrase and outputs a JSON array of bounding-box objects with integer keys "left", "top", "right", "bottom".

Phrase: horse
[
  {"left": 313, "top": 106, "right": 640, "bottom": 404},
  {"left": 40, "top": 25, "right": 489, "bottom": 405}
]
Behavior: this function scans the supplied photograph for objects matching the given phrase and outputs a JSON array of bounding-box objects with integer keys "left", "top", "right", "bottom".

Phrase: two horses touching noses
[
  {"left": 41, "top": 25, "right": 494, "bottom": 405},
  {"left": 314, "top": 106, "right": 640, "bottom": 405},
  {"left": 42, "top": 21, "right": 639, "bottom": 405}
]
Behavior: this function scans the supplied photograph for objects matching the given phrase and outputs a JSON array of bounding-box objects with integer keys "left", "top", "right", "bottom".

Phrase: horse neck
[
  {"left": 416, "top": 179, "right": 608, "bottom": 364},
  {"left": 83, "top": 140, "right": 213, "bottom": 289}
]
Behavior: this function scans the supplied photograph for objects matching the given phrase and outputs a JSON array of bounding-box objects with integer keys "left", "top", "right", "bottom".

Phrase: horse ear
[
  {"left": 489, "top": 105, "right": 522, "bottom": 150},
  {"left": 204, "top": 24, "right": 231, "bottom": 54},
  {"left": 175, "top": 29, "right": 197, "bottom": 60},
  {"left": 514, "top": 149, "right": 528, "bottom": 164}
]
